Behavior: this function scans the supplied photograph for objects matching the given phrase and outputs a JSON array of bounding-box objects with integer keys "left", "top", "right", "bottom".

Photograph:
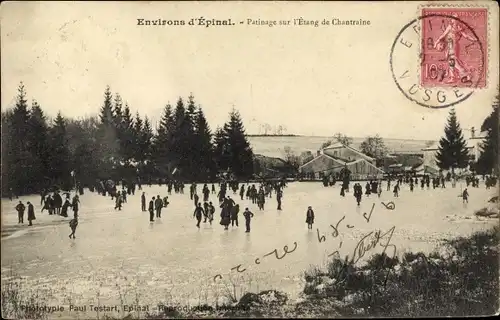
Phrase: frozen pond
[{"left": 1, "top": 182, "right": 497, "bottom": 318}]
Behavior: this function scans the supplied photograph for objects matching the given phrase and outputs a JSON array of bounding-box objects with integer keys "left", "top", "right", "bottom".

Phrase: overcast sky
[{"left": 1, "top": 1, "right": 498, "bottom": 140}]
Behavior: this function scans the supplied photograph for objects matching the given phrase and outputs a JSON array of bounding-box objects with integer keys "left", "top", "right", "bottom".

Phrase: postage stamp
[{"left": 420, "top": 8, "right": 488, "bottom": 88}]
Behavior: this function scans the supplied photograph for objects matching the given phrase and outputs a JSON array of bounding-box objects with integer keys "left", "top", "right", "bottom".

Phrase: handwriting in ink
[
  {"left": 350, "top": 226, "right": 397, "bottom": 265},
  {"left": 330, "top": 215, "right": 346, "bottom": 237},
  {"left": 213, "top": 274, "right": 223, "bottom": 282},
  {"left": 254, "top": 258, "right": 260, "bottom": 265},
  {"left": 362, "top": 203, "right": 376, "bottom": 222},
  {"left": 381, "top": 201, "right": 396, "bottom": 210},
  {"left": 230, "top": 264, "right": 247, "bottom": 273},
  {"left": 317, "top": 229, "right": 326, "bottom": 243},
  {"left": 263, "top": 242, "right": 298, "bottom": 260}
]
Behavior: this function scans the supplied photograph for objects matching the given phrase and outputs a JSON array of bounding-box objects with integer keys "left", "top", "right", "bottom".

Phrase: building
[{"left": 299, "top": 142, "right": 385, "bottom": 180}]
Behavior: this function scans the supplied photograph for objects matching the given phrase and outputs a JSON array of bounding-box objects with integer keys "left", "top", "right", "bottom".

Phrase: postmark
[{"left": 390, "top": 8, "right": 488, "bottom": 109}]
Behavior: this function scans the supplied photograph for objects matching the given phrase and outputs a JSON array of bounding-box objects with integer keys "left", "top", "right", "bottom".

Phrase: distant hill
[
  {"left": 247, "top": 135, "right": 435, "bottom": 158},
  {"left": 247, "top": 134, "right": 300, "bottom": 137}
]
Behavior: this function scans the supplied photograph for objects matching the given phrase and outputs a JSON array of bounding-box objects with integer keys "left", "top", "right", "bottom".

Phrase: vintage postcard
[{"left": 1, "top": 1, "right": 499, "bottom": 319}]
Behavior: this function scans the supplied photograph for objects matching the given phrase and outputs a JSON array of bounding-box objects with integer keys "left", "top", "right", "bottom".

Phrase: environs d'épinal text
[{"left": 137, "top": 17, "right": 371, "bottom": 28}]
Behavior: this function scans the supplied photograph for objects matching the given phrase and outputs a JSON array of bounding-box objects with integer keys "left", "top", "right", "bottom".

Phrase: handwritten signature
[{"left": 212, "top": 201, "right": 396, "bottom": 283}]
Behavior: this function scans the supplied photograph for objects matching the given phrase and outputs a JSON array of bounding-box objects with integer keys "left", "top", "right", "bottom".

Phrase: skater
[
  {"left": 277, "top": 189, "right": 283, "bottom": 210},
  {"left": 393, "top": 183, "right": 400, "bottom": 197},
  {"left": 193, "top": 203, "right": 204, "bottom": 228},
  {"left": 231, "top": 204, "right": 240, "bottom": 227},
  {"left": 16, "top": 201, "right": 25, "bottom": 224},
  {"left": 72, "top": 195, "right": 80, "bottom": 219},
  {"left": 69, "top": 218, "right": 78, "bottom": 239},
  {"left": 27, "top": 201, "right": 36, "bottom": 226},
  {"left": 114, "top": 192, "right": 123, "bottom": 211},
  {"left": 141, "top": 192, "right": 146, "bottom": 212},
  {"left": 240, "top": 185, "right": 245, "bottom": 200},
  {"left": 377, "top": 181, "right": 382, "bottom": 198},
  {"left": 354, "top": 183, "right": 363, "bottom": 206},
  {"left": 203, "top": 201, "right": 209, "bottom": 223},
  {"left": 194, "top": 193, "right": 199, "bottom": 207},
  {"left": 410, "top": 180, "right": 414, "bottom": 192},
  {"left": 220, "top": 203, "right": 231, "bottom": 230},
  {"left": 462, "top": 188, "right": 469, "bottom": 203},
  {"left": 208, "top": 201, "right": 215, "bottom": 225},
  {"left": 61, "top": 197, "right": 71, "bottom": 217},
  {"left": 163, "top": 196, "right": 170, "bottom": 209},
  {"left": 243, "top": 208, "right": 254, "bottom": 232},
  {"left": 149, "top": 197, "right": 155, "bottom": 222},
  {"left": 155, "top": 195, "right": 163, "bottom": 218},
  {"left": 211, "top": 183, "right": 216, "bottom": 194},
  {"left": 306, "top": 206, "right": 314, "bottom": 229},
  {"left": 365, "top": 182, "right": 371, "bottom": 197}
]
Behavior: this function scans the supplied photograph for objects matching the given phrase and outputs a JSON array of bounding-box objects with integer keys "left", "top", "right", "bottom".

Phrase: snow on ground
[{"left": 1, "top": 182, "right": 497, "bottom": 319}]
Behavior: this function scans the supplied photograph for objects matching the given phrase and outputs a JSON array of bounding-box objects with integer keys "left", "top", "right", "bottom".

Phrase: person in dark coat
[
  {"left": 365, "top": 182, "right": 371, "bottom": 196},
  {"left": 231, "top": 204, "right": 240, "bottom": 227},
  {"left": 239, "top": 185, "right": 245, "bottom": 200},
  {"left": 61, "top": 198, "right": 71, "bottom": 217},
  {"left": 69, "top": 218, "right": 78, "bottom": 239},
  {"left": 243, "top": 208, "right": 254, "bottom": 233},
  {"left": 194, "top": 193, "right": 199, "bottom": 207},
  {"left": 462, "top": 188, "right": 469, "bottom": 203},
  {"left": 149, "top": 197, "right": 155, "bottom": 222},
  {"left": 306, "top": 206, "right": 314, "bottom": 229},
  {"left": 193, "top": 203, "right": 204, "bottom": 228},
  {"left": 155, "top": 195, "right": 163, "bottom": 218},
  {"left": 277, "top": 189, "right": 283, "bottom": 210},
  {"left": 141, "top": 192, "right": 146, "bottom": 212},
  {"left": 16, "top": 201, "right": 25, "bottom": 224},
  {"left": 72, "top": 195, "right": 80, "bottom": 219},
  {"left": 208, "top": 202, "right": 215, "bottom": 225},
  {"left": 27, "top": 201, "right": 36, "bottom": 226},
  {"left": 203, "top": 202, "right": 209, "bottom": 223},
  {"left": 53, "top": 192, "right": 62, "bottom": 215},
  {"left": 220, "top": 204, "right": 231, "bottom": 230}
]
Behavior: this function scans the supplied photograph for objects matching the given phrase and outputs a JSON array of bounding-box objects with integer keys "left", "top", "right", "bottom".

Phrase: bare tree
[
  {"left": 334, "top": 133, "right": 353, "bottom": 146},
  {"left": 283, "top": 146, "right": 301, "bottom": 169},
  {"left": 360, "top": 135, "right": 389, "bottom": 159}
]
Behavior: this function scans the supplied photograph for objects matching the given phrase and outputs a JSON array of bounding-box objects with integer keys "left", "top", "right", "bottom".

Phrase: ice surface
[{"left": 1, "top": 182, "right": 496, "bottom": 316}]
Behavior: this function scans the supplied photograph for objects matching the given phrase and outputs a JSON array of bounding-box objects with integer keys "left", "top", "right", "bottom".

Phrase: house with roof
[{"left": 298, "top": 142, "right": 385, "bottom": 180}]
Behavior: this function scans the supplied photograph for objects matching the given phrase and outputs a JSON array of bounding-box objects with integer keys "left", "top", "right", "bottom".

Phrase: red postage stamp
[{"left": 420, "top": 8, "right": 487, "bottom": 88}]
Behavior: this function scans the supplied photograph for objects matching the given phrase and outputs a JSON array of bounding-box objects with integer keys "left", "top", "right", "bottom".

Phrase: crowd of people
[{"left": 7, "top": 171, "right": 497, "bottom": 238}]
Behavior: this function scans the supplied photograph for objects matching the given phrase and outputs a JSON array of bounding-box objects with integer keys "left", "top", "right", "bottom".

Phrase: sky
[{"left": 1, "top": 1, "right": 498, "bottom": 140}]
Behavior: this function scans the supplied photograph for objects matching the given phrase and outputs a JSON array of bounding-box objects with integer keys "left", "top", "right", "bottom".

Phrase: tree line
[{"left": 1, "top": 83, "right": 255, "bottom": 195}]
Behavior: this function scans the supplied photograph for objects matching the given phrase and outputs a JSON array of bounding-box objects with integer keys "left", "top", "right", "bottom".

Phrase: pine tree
[
  {"left": 133, "top": 112, "right": 144, "bottom": 163},
  {"left": 9, "top": 82, "right": 32, "bottom": 194},
  {"left": 171, "top": 97, "right": 188, "bottom": 173},
  {"left": 213, "top": 127, "right": 229, "bottom": 173},
  {"left": 97, "top": 86, "right": 119, "bottom": 178},
  {"left": 113, "top": 93, "right": 123, "bottom": 129},
  {"left": 1, "top": 109, "right": 13, "bottom": 193},
  {"left": 99, "top": 86, "right": 114, "bottom": 126},
  {"left": 223, "top": 109, "right": 254, "bottom": 178},
  {"left": 477, "top": 97, "right": 499, "bottom": 175},
  {"left": 184, "top": 95, "right": 198, "bottom": 177},
  {"left": 121, "top": 102, "right": 134, "bottom": 162},
  {"left": 27, "top": 100, "right": 50, "bottom": 190},
  {"left": 48, "top": 112, "right": 72, "bottom": 189},
  {"left": 141, "top": 116, "right": 154, "bottom": 164},
  {"left": 155, "top": 103, "right": 175, "bottom": 174},
  {"left": 435, "top": 108, "right": 471, "bottom": 172},
  {"left": 194, "top": 106, "right": 213, "bottom": 179}
]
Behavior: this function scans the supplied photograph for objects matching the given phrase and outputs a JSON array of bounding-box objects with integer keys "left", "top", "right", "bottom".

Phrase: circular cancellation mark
[{"left": 390, "top": 13, "right": 486, "bottom": 109}]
